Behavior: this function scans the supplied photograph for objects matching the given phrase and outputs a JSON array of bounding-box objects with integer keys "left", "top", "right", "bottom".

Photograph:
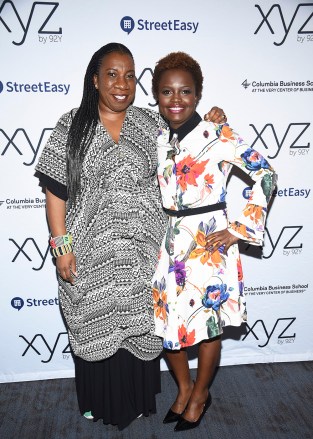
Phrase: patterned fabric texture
[
  {"left": 36, "top": 106, "right": 167, "bottom": 361},
  {"left": 153, "top": 120, "right": 276, "bottom": 350}
]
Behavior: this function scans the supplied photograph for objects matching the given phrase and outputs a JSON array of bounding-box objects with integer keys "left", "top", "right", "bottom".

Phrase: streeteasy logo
[
  {"left": 120, "top": 16, "right": 199, "bottom": 34},
  {"left": 0, "top": 80, "right": 70, "bottom": 95}
]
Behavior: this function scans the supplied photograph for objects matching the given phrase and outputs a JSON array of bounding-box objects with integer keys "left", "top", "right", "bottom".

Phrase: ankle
[
  {"left": 171, "top": 383, "right": 194, "bottom": 412},
  {"left": 189, "top": 385, "right": 209, "bottom": 402},
  {"left": 179, "top": 379, "right": 194, "bottom": 393}
]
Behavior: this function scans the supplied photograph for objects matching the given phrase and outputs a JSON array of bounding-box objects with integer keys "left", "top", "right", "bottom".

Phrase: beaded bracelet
[{"left": 49, "top": 233, "right": 73, "bottom": 258}]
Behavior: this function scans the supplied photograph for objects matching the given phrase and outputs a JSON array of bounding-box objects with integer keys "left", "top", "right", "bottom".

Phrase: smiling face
[
  {"left": 157, "top": 69, "right": 198, "bottom": 130},
  {"left": 93, "top": 51, "right": 136, "bottom": 114}
]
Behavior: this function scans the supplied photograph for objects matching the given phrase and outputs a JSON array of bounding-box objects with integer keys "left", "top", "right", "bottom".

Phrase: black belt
[{"left": 163, "top": 202, "right": 227, "bottom": 218}]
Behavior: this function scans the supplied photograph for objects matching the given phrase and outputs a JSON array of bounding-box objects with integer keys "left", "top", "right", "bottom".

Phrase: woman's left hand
[
  {"left": 204, "top": 106, "right": 227, "bottom": 124},
  {"left": 207, "top": 228, "right": 239, "bottom": 255}
]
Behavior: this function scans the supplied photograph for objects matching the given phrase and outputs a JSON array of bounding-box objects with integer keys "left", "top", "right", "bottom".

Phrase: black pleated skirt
[{"left": 74, "top": 349, "right": 161, "bottom": 430}]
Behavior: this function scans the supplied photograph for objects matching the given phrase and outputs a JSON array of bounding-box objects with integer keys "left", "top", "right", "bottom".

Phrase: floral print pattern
[
  {"left": 153, "top": 119, "right": 276, "bottom": 349},
  {"left": 153, "top": 277, "right": 168, "bottom": 321},
  {"left": 176, "top": 155, "right": 209, "bottom": 191}
]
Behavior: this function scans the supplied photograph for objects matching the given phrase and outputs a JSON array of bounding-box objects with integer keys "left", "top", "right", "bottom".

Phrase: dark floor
[{"left": 1, "top": 362, "right": 313, "bottom": 439}]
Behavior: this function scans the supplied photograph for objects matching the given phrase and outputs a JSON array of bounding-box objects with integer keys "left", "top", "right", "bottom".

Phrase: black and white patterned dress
[{"left": 36, "top": 105, "right": 167, "bottom": 429}]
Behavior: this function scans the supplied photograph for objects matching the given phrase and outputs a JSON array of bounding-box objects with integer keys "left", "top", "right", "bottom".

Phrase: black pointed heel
[
  {"left": 164, "top": 380, "right": 195, "bottom": 424},
  {"left": 174, "top": 393, "right": 212, "bottom": 431},
  {"left": 163, "top": 408, "right": 183, "bottom": 424}
]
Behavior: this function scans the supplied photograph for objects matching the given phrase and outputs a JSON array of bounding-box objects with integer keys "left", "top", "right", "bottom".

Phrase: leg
[
  {"left": 165, "top": 349, "right": 194, "bottom": 414},
  {"left": 183, "top": 336, "right": 221, "bottom": 421}
]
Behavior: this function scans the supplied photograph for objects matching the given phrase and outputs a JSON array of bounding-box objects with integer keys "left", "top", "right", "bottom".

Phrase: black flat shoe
[
  {"left": 163, "top": 408, "right": 183, "bottom": 424},
  {"left": 174, "top": 393, "right": 212, "bottom": 432}
]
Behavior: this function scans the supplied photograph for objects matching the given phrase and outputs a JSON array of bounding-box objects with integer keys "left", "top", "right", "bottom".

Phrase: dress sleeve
[
  {"left": 36, "top": 172, "right": 68, "bottom": 201},
  {"left": 35, "top": 110, "right": 74, "bottom": 186},
  {"left": 218, "top": 124, "right": 277, "bottom": 246},
  {"left": 156, "top": 129, "right": 178, "bottom": 210}
]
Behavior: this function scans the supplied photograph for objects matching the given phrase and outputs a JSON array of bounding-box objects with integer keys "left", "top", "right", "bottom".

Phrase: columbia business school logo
[
  {"left": 120, "top": 16, "right": 199, "bottom": 34},
  {"left": 0, "top": 1, "right": 62, "bottom": 45}
]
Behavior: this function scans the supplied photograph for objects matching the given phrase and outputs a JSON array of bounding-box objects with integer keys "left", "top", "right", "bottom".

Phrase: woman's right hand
[
  {"left": 56, "top": 253, "right": 77, "bottom": 285},
  {"left": 204, "top": 106, "right": 227, "bottom": 124}
]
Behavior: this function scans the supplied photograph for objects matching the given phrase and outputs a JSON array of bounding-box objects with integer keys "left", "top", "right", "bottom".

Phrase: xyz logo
[
  {"left": 136, "top": 67, "right": 157, "bottom": 107},
  {"left": 0, "top": 1, "right": 62, "bottom": 45},
  {"left": 254, "top": 3, "right": 313, "bottom": 46},
  {"left": 19, "top": 332, "right": 71, "bottom": 363},
  {"left": 263, "top": 226, "right": 303, "bottom": 259},
  {"left": 249, "top": 123, "right": 310, "bottom": 159},
  {"left": 243, "top": 318, "right": 296, "bottom": 347},
  {"left": 0, "top": 128, "right": 53, "bottom": 166},
  {"left": 10, "top": 238, "right": 50, "bottom": 271}
]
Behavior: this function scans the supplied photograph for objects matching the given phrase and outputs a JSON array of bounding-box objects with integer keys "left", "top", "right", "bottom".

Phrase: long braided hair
[{"left": 66, "top": 42, "right": 134, "bottom": 204}]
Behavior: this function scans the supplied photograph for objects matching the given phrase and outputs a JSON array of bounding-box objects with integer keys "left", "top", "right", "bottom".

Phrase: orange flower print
[
  {"left": 230, "top": 221, "right": 256, "bottom": 241},
  {"left": 189, "top": 221, "right": 224, "bottom": 268},
  {"left": 237, "top": 258, "right": 243, "bottom": 281},
  {"left": 190, "top": 244, "right": 223, "bottom": 267},
  {"left": 153, "top": 278, "right": 167, "bottom": 321},
  {"left": 220, "top": 125, "right": 235, "bottom": 143},
  {"left": 243, "top": 204, "right": 264, "bottom": 224},
  {"left": 204, "top": 173, "right": 214, "bottom": 190},
  {"left": 237, "top": 257, "right": 244, "bottom": 297},
  {"left": 178, "top": 324, "right": 196, "bottom": 347},
  {"left": 176, "top": 155, "right": 209, "bottom": 192}
]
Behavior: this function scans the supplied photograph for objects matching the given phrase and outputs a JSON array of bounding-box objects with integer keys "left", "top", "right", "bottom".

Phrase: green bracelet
[{"left": 49, "top": 233, "right": 73, "bottom": 257}]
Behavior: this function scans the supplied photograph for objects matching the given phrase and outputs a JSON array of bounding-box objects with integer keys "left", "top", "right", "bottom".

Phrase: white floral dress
[{"left": 153, "top": 113, "right": 276, "bottom": 350}]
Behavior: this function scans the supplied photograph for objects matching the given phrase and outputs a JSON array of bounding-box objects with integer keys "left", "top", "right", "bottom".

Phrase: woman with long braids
[{"left": 35, "top": 43, "right": 226, "bottom": 430}]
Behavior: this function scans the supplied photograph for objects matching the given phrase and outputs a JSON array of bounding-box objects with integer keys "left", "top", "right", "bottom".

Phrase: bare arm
[{"left": 46, "top": 189, "right": 77, "bottom": 284}]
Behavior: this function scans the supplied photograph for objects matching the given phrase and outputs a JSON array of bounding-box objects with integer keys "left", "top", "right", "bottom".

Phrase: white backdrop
[{"left": 0, "top": 0, "right": 312, "bottom": 382}]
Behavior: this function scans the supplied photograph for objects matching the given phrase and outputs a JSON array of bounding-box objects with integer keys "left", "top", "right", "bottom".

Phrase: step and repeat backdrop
[{"left": 0, "top": 0, "right": 312, "bottom": 382}]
